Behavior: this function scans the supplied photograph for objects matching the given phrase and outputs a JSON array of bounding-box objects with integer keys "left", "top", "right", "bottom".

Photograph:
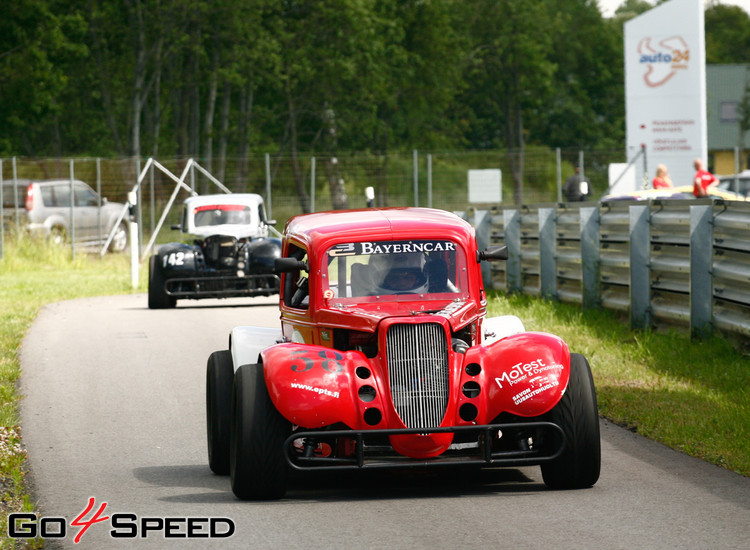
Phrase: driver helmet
[{"left": 369, "top": 252, "right": 428, "bottom": 294}]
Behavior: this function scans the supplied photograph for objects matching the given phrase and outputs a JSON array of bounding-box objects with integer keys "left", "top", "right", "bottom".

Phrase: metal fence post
[
  {"left": 629, "top": 204, "right": 651, "bottom": 329},
  {"left": 310, "top": 156, "right": 316, "bottom": 212},
  {"left": 427, "top": 154, "right": 433, "bottom": 209},
  {"left": 97, "top": 158, "right": 103, "bottom": 248},
  {"left": 149, "top": 160, "right": 155, "bottom": 237},
  {"left": 578, "top": 150, "right": 584, "bottom": 182},
  {"left": 413, "top": 149, "right": 419, "bottom": 207},
  {"left": 556, "top": 148, "right": 562, "bottom": 203},
  {"left": 265, "top": 153, "right": 272, "bottom": 219},
  {"left": 136, "top": 157, "right": 143, "bottom": 257},
  {"left": 539, "top": 207, "right": 557, "bottom": 299},
  {"left": 504, "top": 209, "right": 522, "bottom": 293},
  {"left": 69, "top": 160, "right": 75, "bottom": 260},
  {"left": 580, "top": 206, "right": 601, "bottom": 310},
  {"left": 690, "top": 204, "right": 714, "bottom": 338},
  {"left": 12, "top": 157, "right": 19, "bottom": 226},
  {"left": 474, "top": 209, "right": 491, "bottom": 286}
]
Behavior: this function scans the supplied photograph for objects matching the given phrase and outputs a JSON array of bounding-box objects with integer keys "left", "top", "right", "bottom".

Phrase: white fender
[
  {"left": 230, "top": 326, "right": 283, "bottom": 372},
  {"left": 482, "top": 315, "right": 525, "bottom": 345}
]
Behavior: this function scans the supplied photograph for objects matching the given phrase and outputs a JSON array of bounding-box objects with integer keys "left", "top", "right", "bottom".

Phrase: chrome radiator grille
[{"left": 385, "top": 323, "right": 449, "bottom": 429}]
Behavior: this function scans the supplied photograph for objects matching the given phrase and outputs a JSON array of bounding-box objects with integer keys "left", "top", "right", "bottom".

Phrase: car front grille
[{"left": 385, "top": 323, "right": 449, "bottom": 429}]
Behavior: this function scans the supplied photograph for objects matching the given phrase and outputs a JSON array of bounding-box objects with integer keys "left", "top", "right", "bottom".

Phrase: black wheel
[
  {"left": 229, "top": 363, "right": 291, "bottom": 500},
  {"left": 541, "top": 353, "right": 601, "bottom": 489},
  {"left": 49, "top": 225, "right": 67, "bottom": 246},
  {"left": 206, "top": 350, "right": 234, "bottom": 475},
  {"left": 148, "top": 255, "right": 176, "bottom": 309},
  {"left": 109, "top": 222, "right": 128, "bottom": 253}
]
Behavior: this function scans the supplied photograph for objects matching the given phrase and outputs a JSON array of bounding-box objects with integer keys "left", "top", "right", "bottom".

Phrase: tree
[
  {"left": 0, "top": 0, "right": 85, "bottom": 156},
  {"left": 613, "top": 0, "right": 654, "bottom": 20},
  {"left": 705, "top": 4, "right": 750, "bottom": 64},
  {"left": 542, "top": 0, "right": 625, "bottom": 149},
  {"left": 458, "top": 0, "right": 556, "bottom": 204}
]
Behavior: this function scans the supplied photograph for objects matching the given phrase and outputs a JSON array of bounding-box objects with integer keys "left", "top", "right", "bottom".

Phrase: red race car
[{"left": 206, "top": 207, "right": 600, "bottom": 499}]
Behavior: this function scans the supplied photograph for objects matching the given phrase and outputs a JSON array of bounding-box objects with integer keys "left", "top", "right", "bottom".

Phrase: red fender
[
  {"left": 461, "top": 332, "right": 570, "bottom": 422},
  {"left": 261, "top": 343, "right": 385, "bottom": 429}
]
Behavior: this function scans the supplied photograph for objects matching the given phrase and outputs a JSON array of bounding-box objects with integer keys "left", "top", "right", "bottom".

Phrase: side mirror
[
  {"left": 275, "top": 257, "right": 308, "bottom": 273},
  {"left": 266, "top": 219, "right": 277, "bottom": 226},
  {"left": 477, "top": 245, "right": 508, "bottom": 262}
]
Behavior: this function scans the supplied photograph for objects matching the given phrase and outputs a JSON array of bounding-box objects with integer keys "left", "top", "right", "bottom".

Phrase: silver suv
[{"left": 2, "top": 178, "right": 128, "bottom": 252}]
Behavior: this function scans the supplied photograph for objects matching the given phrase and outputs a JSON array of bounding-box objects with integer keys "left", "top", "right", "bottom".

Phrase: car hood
[
  {"left": 316, "top": 299, "right": 481, "bottom": 333},
  {"left": 190, "top": 226, "right": 263, "bottom": 240}
]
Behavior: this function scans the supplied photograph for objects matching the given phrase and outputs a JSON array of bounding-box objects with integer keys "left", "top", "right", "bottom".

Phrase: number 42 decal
[{"left": 162, "top": 251, "right": 185, "bottom": 267}]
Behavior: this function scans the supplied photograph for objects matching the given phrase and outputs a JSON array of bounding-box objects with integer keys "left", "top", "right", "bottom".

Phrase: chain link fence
[{"left": 1, "top": 148, "right": 628, "bottom": 259}]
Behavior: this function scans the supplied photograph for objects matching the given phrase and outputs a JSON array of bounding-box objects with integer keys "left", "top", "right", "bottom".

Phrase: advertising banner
[{"left": 624, "top": 0, "right": 706, "bottom": 189}]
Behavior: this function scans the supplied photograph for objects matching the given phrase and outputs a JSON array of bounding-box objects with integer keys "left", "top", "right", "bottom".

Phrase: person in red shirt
[
  {"left": 693, "top": 158, "right": 717, "bottom": 197},
  {"left": 653, "top": 164, "right": 673, "bottom": 189}
]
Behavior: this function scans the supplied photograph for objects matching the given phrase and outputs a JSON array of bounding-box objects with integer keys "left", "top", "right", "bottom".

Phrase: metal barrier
[{"left": 467, "top": 198, "right": 750, "bottom": 340}]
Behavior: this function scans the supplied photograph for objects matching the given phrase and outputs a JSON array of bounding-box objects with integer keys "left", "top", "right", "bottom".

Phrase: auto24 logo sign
[
  {"left": 637, "top": 35, "right": 690, "bottom": 87},
  {"left": 7, "top": 497, "right": 235, "bottom": 543}
]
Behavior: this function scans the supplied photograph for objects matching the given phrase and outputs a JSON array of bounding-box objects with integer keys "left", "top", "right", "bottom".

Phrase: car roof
[
  {"left": 719, "top": 170, "right": 750, "bottom": 179},
  {"left": 283, "top": 207, "right": 476, "bottom": 251},
  {"left": 26, "top": 179, "right": 87, "bottom": 185},
  {"left": 183, "top": 193, "right": 264, "bottom": 208},
  {"left": 2, "top": 178, "right": 79, "bottom": 187},
  {"left": 2, "top": 178, "right": 32, "bottom": 185}
]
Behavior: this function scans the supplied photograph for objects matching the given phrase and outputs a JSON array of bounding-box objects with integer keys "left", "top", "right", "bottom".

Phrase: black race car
[{"left": 148, "top": 193, "right": 281, "bottom": 309}]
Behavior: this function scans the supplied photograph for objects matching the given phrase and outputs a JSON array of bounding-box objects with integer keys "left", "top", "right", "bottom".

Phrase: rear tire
[
  {"left": 541, "top": 353, "right": 601, "bottom": 489},
  {"left": 148, "top": 255, "right": 176, "bottom": 309},
  {"left": 49, "top": 225, "right": 67, "bottom": 246},
  {"left": 206, "top": 350, "right": 234, "bottom": 475},
  {"left": 109, "top": 222, "right": 128, "bottom": 253},
  {"left": 229, "top": 363, "right": 291, "bottom": 500}
]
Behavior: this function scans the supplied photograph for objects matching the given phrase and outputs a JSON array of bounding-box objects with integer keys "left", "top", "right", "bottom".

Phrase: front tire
[
  {"left": 229, "top": 363, "right": 291, "bottom": 500},
  {"left": 148, "top": 255, "right": 176, "bottom": 309},
  {"left": 540, "top": 353, "right": 601, "bottom": 489},
  {"left": 207, "top": 350, "right": 234, "bottom": 475}
]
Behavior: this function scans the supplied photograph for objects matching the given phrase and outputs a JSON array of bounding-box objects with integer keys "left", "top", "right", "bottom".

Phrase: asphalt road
[{"left": 19, "top": 294, "right": 750, "bottom": 549}]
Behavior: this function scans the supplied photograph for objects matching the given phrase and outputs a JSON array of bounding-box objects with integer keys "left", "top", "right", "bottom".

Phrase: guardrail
[{"left": 464, "top": 198, "right": 750, "bottom": 340}]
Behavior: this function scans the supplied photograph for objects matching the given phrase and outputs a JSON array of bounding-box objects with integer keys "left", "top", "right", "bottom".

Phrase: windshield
[
  {"left": 322, "top": 239, "right": 469, "bottom": 303},
  {"left": 718, "top": 178, "right": 750, "bottom": 197},
  {"left": 193, "top": 204, "right": 254, "bottom": 227}
]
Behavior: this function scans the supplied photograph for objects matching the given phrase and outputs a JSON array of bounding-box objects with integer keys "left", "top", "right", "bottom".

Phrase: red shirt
[
  {"left": 693, "top": 170, "right": 717, "bottom": 197},
  {"left": 653, "top": 177, "right": 671, "bottom": 189}
]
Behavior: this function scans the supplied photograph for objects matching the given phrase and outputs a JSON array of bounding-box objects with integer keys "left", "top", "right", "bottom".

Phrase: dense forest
[{"left": 2, "top": 1, "right": 750, "bottom": 181}]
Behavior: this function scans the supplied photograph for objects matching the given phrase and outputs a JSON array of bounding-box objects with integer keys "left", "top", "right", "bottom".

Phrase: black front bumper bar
[
  {"left": 166, "top": 273, "right": 279, "bottom": 298},
  {"left": 283, "top": 422, "right": 565, "bottom": 471}
]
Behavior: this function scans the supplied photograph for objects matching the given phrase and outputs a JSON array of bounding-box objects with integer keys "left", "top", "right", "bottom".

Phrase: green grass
[
  {"left": 0, "top": 238, "right": 748, "bottom": 548},
  {"left": 0, "top": 235, "right": 145, "bottom": 549},
  {"left": 486, "top": 292, "right": 750, "bottom": 476}
]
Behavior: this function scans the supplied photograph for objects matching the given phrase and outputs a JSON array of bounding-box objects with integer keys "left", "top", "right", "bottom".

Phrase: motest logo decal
[
  {"left": 7, "top": 497, "right": 235, "bottom": 544},
  {"left": 637, "top": 36, "right": 689, "bottom": 87}
]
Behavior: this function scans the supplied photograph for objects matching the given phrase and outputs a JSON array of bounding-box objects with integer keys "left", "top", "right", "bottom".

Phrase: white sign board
[
  {"left": 468, "top": 169, "right": 502, "bottom": 204},
  {"left": 624, "top": 0, "right": 706, "bottom": 188},
  {"left": 607, "top": 163, "right": 639, "bottom": 196}
]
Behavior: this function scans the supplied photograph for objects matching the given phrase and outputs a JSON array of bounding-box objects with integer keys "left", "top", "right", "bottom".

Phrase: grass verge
[
  {"left": 487, "top": 292, "right": 750, "bottom": 476},
  {"left": 0, "top": 236, "right": 145, "bottom": 549}
]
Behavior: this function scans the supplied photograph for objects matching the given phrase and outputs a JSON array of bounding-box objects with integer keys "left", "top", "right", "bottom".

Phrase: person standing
[
  {"left": 563, "top": 165, "right": 592, "bottom": 202},
  {"left": 653, "top": 164, "right": 673, "bottom": 189},
  {"left": 692, "top": 158, "right": 717, "bottom": 197}
]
